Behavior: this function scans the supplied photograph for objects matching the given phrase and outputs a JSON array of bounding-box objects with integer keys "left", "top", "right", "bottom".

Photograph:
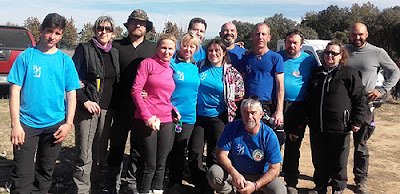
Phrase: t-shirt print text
[{"left": 33, "top": 65, "right": 41, "bottom": 78}]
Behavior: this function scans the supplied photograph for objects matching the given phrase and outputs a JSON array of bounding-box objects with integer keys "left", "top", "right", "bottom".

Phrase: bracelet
[
  {"left": 253, "top": 181, "right": 258, "bottom": 191},
  {"left": 65, "top": 122, "right": 74, "bottom": 127}
]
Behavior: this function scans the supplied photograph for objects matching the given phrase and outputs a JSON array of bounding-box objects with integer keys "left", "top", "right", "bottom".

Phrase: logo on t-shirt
[
  {"left": 246, "top": 65, "right": 251, "bottom": 73},
  {"left": 177, "top": 71, "right": 184, "bottom": 81},
  {"left": 292, "top": 71, "right": 301, "bottom": 77},
  {"left": 33, "top": 65, "right": 41, "bottom": 78},
  {"left": 236, "top": 143, "right": 245, "bottom": 155},
  {"left": 252, "top": 149, "right": 264, "bottom": 162},
  {"left": 200, "top": 72, "right": 207, "bottom": 81}
]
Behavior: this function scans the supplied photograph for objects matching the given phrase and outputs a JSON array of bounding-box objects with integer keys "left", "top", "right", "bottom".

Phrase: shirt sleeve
[
  {"left": 263, "top": 126, "right": 283, "bottom": 166},
  {"left": 64, "top": 54, "right": 82, "bottom": 92},
  {"left": 274, "top": 54, "right": 284, "bottom": 74},
  {"left": 378, "top": 48, "right": 400, "bottom": 91},
  {"left": 7, "top": 51, "right": 27, "bottom": 86},
  {"left": 131, "top": 59, "right": 153, "bottom": 121},
  {"left": 217, "top": 122, "right": 233, "bottom": 151}
]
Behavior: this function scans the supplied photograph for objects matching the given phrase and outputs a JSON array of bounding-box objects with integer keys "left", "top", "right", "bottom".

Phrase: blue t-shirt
[
  {"left": 239, "top": 50, "right": 284, "bottom": 101},
  {"left": 176, "top": 42, "right": 206, "bottom": 62},
  {"left": 170, "top": 59, "right": 200, "bottom": 124},
  {"left": 7, "top": 47, "right": 81, "bottom": 128},
  {"left": 197, "top": 65, "right": 225, "bottom": 117},
  {"left": 279, "top": 51, "right": 318, "bottom": 101},
  {"left": 228, "top": 45, "right": 247, "bottom": 70},
  {"left": 218, "top": 120, "right": 282, "bottom": 175}
]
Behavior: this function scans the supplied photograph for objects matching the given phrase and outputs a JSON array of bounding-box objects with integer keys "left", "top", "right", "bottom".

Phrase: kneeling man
[{"left": 207, "top": 97, "right": 287, "bottom": 194}]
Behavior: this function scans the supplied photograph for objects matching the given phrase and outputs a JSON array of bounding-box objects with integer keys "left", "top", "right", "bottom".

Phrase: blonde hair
[
  {"left": 180, "top": 32, "right": 200, "bottom": 51},
  {"left": 156, "top": 34, "right": 177, "bottom": 48}
]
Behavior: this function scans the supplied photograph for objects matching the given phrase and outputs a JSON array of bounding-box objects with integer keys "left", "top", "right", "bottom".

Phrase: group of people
[{"left": 7, "top": 9, "right": 399, "bottom": 194}]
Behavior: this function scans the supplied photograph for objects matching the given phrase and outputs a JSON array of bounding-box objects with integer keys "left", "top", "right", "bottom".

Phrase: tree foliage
[
  {"left": 24, "top": 17, "right": 41, "bottom": 43},
  {"left": 59, "top": 17, "right": 78, "bottom": 48},
  {"left": 114, "top": 26, "right": 124, "bottom": 40},
  {"left": 78, "top": 22, "right": 93, "bottom": 43},
  {"left": 162, "top": 21, "right": 184, "bottom": 40}
]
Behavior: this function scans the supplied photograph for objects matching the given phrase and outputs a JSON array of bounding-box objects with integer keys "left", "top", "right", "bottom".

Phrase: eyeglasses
[
  {"left": 96, "top": 26, "right": 113, "bottom": 33},
  {"left": 130, "top": 20, "right": 147, "bottom": 27},
  {"left": 324, "top": 50, "right": 341, "bottom": 56}
]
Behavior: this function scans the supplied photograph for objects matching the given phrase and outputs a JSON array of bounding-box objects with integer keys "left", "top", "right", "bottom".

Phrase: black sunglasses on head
[
  {"left": 324, "top": 50, "right": 341, "bottom": 56},
  {"left": 96, "top": 26, "right": 113, "bottom": 33}
]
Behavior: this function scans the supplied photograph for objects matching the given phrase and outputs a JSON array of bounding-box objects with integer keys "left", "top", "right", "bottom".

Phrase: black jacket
[
  {"left": 73, "top": 39, "right": 120, "bottom": 105},
  {"left": 306, "top": 64, "right": 367, "bottom": 133}
]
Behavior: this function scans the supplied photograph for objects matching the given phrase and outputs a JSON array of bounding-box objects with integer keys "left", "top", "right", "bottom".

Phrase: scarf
[{"left": 92, "top": 37, "right": 112, "bottom": 52}]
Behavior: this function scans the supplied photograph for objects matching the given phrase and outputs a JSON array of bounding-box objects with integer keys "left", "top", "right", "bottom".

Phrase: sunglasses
[
  {"left": 324, "top": 50, "right": 341, "bottom": 56},
  {"left": 96, "top": 26, "right": 113, "bottom": 33}
]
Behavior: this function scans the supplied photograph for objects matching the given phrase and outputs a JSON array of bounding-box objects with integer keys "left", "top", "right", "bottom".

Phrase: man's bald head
[
  {"left": 349, "top": 23, "right": 369, "bottom": 48},
  {"left": 220, "top": 22, "right": 238, "bottom": 48}
]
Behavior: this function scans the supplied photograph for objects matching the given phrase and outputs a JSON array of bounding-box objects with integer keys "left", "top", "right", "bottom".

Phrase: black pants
[
  {"left": 188, "top": 112, "right": 227, "bottom": 189},
  {"left": 260, "top": 100, "right": 286, "bottom": 146},
  {"left": 353, "top": 120, "right": 375, "bottom": 184},
  {"left": 136, "top": 120, "right": 175, "bottom": 193},
  {"left": 167, "top": 123, "right": 194, "bottom": 186},
  {"left": 310, "top": 130, "right": 350, "bottom": 191},
  {"left": 106, "top": 107, "right": 140, "bottom": 191},
  {"left": 282, "top": 101, "right": 307, "bottom": 187},
  {"left": 11, "top": 121, "right": 63, "bottom": 194}
]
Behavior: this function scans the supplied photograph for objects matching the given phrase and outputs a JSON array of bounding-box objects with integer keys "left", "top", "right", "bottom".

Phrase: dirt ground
[{"left": 0, "top": 98, "right": 399, "bottom": 193}]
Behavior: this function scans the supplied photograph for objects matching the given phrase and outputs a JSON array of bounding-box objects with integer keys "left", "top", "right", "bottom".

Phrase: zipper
[{"left": 319, "top": 72, "right": 328, "bottom": 132}]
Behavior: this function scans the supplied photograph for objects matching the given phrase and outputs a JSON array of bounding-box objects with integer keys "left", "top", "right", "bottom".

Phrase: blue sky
[{"left": 0, "top": 0, "right": 398, "bottom": 38}]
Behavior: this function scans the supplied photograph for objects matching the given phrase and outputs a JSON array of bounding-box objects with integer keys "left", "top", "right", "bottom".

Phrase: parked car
[{"left": 0, "top": 26, "right": 36, "bottom": 85}]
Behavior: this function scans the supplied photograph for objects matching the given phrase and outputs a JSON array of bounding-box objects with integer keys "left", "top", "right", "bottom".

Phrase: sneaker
[
  {"left": 332, "top": 190, "right": 343, "bottom": 194},
  {"left": 356, "top": 183, "right": 369, "bottom": 194},
  {"left": 309, "top": 186, "right": 327, "bottom": 194},
  {"left": 287, "top": 186, "right": 298, "bottom": 194}
]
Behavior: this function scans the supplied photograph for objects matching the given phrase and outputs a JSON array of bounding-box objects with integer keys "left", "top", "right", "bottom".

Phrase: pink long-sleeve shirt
[{"left": 131, "top": 55, "right": 176, "bottom": 123}]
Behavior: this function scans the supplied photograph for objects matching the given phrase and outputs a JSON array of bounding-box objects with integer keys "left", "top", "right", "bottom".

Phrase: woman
[
  {"left": 167, "top": 33, "right": 201, "bottom": 189},
  {"left": 131, "top": 34, "right": 180, "bottom": 194},
  {"left": 307, "top": 39, "right": 367, "bottom": 194},
  {"left": 72, "top": 16, "right": 120, "bottom": 193},
  {"left": 189, "top": 39, "right": 244, "bottom": 193}
]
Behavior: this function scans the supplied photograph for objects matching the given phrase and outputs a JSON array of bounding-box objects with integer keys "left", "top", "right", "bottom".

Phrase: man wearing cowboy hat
[{"left": 106, "top": 9, "right": 156, "bottom": 194}]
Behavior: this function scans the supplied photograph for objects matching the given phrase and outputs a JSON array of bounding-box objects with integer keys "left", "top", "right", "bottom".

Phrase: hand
[
  {"left": 53, "top": 124, "right": 72, "bottom": 143},
  {"left": 173, "top": 110, "right": 181, "bottom": 122},
  {"left": 83, "top": 101, "right": 101, "bottom": 114},
  {"left": 352, "top": 125, "right": 361, "bottom": 132},
  {"left": 288, "top": 133, "right": 299, "bottom": 142},
  {"left": 272, "top": 111, "right": 284, "bottom": 127},
  {"left": 11, "top": 124, "right": 25, "bottom": 146},
  {"left": 145, "top": 116, "right": 159, "bottom": 131},
  {"left": 235, "top": 41, "right": 245, "bottom": 49},
  {"left": 141, "top": 90, "right": 148, "bottom": 99},
  {"left": 237, "top": 180, "right": 256, "bottom": 194},
  {"left": 79, "top": 80, "right": 85, "bottom": 88},
  {"left": 367, "top": 89, "right": 383, "bottom": 102},
  {"left": 231, "top": 172, "right": 246, "bottom": 190}
]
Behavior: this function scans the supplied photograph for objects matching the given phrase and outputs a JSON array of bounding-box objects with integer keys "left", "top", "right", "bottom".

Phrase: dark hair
[
  {"left": 41, "top": 13, "right": 66, "bottom": 31},
  {"left": 188, "top": 18, "right": 207, "bottom": 30},
  {"left": 204, "top": 39, "right": 231, "bottom": 66},
  {"left": 285, "top": 29, "right": 304, "bottom": 44},
  {"left": 324, "top": 38, "right": 349, "bottom": 65}
]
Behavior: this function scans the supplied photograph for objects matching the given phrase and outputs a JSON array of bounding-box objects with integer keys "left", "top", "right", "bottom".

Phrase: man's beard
[
  {"left": 223, "top": 35, "right": 235, "bottom": 47},
  {"left": 351, "top": 39, "right": 365, "bottom": 47},
  {"left": 130, "top": 29, "right": 145, "bottom": 38},
  {"left": 244, "top": 119, "right": 257, "bottom": 130}
]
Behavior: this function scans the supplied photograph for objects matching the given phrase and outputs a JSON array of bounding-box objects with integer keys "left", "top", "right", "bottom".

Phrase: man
[
  {"left": 219, "top": 22, "right": 247, "bottom": 69},
  {"left": 106, "top": 9, "right": 156, "bottom": 193},
  {"left": 346, "top": 23, "right": 400, "bottom": 194},
  {"left": 181, "top": 17, "right": 207, "bottom": 61},
  {"left": 278, "top": 30, "right": 318, "bottom": 194},
  {"left": 7, "top": 13, "right": 81, "bottom": 193},
  {"left": 239, "top": 23, "right": 285, "bottom": 146},
  {"left": 206, "top": 97, "right": 287, "bottom": 194}
]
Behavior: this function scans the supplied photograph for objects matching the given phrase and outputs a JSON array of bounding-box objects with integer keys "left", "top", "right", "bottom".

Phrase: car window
[{"left": 0, "top": 29, "right": 33, "bottom": 49}]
